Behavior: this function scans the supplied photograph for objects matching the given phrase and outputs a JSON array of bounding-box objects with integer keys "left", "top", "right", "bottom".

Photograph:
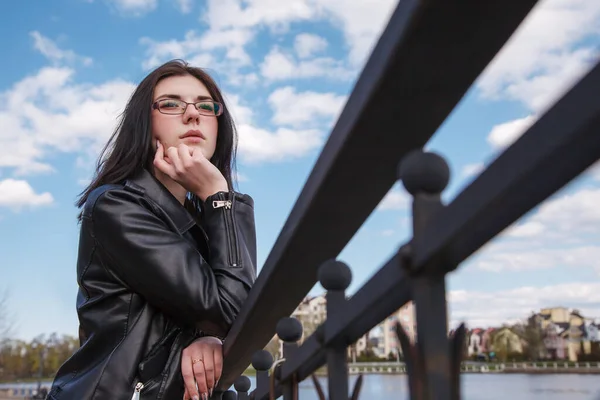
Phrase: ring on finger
[{"left": 192, "top": 358, "right": 204, "bottom": 365}]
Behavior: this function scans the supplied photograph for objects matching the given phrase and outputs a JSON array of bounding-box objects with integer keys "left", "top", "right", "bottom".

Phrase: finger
[
  {"left": 213, "top": 345, "right": 223, "bottom": 389},
  {"left": 193, "top": 358, "right": 209, "bottom": 400},
  {"left": 166, "top": 146, "right": 184, "bottom": 174},
  {"left": 178, "top": 144, "right": 193, "bottom": 167},
  {"left": 202, "top": 348, "right": 216, "bottom": 397},
  {"left": 153, "top": 141, "right": 176, "bottom": 177},
  {"left": 183, "top": 386, "right": 190, "bottom": 400},
  {"left": 181, "top": 356, "right": 199, "bottom": 400}
]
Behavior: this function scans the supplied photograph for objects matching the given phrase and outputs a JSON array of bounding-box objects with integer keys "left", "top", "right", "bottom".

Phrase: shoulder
[{"left": 82, "top": 182, "right": 150, "bottom": 221}]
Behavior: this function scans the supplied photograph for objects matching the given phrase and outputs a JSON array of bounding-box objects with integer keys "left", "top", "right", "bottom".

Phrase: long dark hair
[{"left": 76, "top": 59, "right": 237, "bottom": 219}]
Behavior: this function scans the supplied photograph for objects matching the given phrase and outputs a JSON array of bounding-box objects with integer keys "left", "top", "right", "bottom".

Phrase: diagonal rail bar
[
  {"left": 217, "top": 0, "right": 540, "bottom": 389},
  {"left": 252, "top": 253, "right": 412, "bottom": 400},
  {"left": 412, "top": 59, "right": 600, "bottom": 276},
  {"left": 253, "top": 58, "right": 600, "bottom": 399}
]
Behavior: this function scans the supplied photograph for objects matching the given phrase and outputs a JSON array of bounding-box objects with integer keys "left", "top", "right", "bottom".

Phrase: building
[{"left": 370, "top": 302, "right": 416, "bottom": 359}]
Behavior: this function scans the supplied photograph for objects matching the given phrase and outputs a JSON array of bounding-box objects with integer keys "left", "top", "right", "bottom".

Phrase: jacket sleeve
[{"left": 88, "top": 188, "right": 256, "bottom": 337}]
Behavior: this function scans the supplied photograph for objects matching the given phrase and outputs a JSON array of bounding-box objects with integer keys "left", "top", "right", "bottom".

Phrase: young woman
[{"left": 47, "top": 60, "right": 257, "bottom": 400}]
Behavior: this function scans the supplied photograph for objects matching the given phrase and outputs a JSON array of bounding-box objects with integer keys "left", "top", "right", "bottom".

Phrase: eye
[
  {"left": 160, "top": 99, "right": 183, "bottom": 109},
  {"left": 197, "top": 102, "right": 216, "bottom": 114}
]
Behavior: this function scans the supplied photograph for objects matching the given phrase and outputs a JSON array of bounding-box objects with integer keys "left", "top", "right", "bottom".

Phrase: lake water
[
  {"left": 243, "top": 374, "right": 600, "bottom": 399},
  {"left": 2, "top": 374, "right": 600, "bottom": 399}
]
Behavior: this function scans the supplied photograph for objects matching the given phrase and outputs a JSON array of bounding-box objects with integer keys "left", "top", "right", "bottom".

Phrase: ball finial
[
  {"left": 398, "top": 150, "right": 449, "bottom": 195},
  {"left": 276, "top": 317, "right": 303, "bottom": 342},
  {"left": 318, "top": 260, "right": 352, "bottom": 291},
  {"left": 251, "top": 349, "right": 274, "bottom": 371},
  {"left": 234, "top": 375, "right": 251, "bottom": 392}
]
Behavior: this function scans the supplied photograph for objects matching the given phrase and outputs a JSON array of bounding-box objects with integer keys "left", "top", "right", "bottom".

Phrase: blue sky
[{"left": 1, "top": 0, "right": 600, "bottom": 341}]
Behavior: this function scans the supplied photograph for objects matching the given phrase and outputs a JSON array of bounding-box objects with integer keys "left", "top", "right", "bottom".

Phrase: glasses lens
[
  {"left": 158, "top": 99, "right": 185, "bottom": 114},
  {"left": 197, "top": 101, "right": 220, "bottom": 116}
]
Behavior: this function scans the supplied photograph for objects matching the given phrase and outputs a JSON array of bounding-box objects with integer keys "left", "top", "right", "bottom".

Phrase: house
[
  {"left": 584, "top": 320, "right": 600, "bottom": 342},
  {"left": 543, "top": 322, "right": 568, "bottom": 360},
  {"left": 467, "top": 328, "right": 483, "bottom": 357},
  {"left": 535, "top": 307, "right": 597, "bottom": 361},
  {"left": 371, "top": 302, "right": 416, "bottom": 359},
  {"left": 490, "top": 327, "right": 524, "bottom": 360}
]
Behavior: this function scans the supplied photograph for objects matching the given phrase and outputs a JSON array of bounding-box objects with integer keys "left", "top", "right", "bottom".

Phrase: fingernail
[
  {"left": 209, "top": 389, "right": 213, "bottom": 397},
  {"left": 192, "top": 396, "right": 199, "bottom": 400},
  {"left": 203, "top": 393, "right": 209, "bottom": 400}
]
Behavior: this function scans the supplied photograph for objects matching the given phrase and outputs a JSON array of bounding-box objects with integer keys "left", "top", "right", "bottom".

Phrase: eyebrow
[{"left": 155, "top": 94, "right": 214, "bottom": 101}]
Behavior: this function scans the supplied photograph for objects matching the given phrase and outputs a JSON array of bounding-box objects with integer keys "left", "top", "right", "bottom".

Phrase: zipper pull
[
  {"left": 131, "top": 382, "right": 144, "bottom": 400},
  {"left": 212, "top": 200, "right": 232, "bottom": 209}
]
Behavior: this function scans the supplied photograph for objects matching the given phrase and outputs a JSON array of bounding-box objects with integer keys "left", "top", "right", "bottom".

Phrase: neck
[{"left": 153, "top": 168, "right": 187, "bottom": 205}]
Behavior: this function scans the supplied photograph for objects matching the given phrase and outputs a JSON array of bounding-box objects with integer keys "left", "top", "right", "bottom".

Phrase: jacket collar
[{"left": 126, "top": 169, "right": 196, "bottom": 234}]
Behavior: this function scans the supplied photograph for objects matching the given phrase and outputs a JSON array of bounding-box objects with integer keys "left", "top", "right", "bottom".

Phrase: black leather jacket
[{"left": 47, "top": 169, "right": 257, "bottom": 400}]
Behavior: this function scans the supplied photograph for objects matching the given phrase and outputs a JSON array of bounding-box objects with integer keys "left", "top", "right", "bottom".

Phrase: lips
[{"left": 181, "top": 129, "right": 205, "bottom": 140}]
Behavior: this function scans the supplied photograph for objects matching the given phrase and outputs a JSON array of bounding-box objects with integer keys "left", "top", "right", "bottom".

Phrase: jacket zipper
[
  {"left": 131, "top": 382, "right": 144, "bottom": 400},
  {"left": 212, "top": 194, "right": 240, "bottom": 267}
]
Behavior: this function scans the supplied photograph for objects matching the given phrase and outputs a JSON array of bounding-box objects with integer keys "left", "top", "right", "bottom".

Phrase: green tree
[
  {"left": 0, "top": 333, "right": 78, "bottom": 381},
  {"left": 513, "top": 314, "right": 545, "bottom": 361}
]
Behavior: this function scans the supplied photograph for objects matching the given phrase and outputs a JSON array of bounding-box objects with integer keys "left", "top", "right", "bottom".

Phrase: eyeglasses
[{"left": 152, "top": 99, "right": 223, "bottom": 116}]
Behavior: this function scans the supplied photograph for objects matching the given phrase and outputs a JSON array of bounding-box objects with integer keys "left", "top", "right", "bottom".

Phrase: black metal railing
[{"left": 211, "top": 0, "right": 600, "bottom": 399}]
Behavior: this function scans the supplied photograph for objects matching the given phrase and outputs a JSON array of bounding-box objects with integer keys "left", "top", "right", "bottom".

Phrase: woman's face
[{"left": 151, "top": 74, "right": 219, "bottom": 160}]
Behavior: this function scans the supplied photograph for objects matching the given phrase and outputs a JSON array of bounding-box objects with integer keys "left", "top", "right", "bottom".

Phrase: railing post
[
  {"left": 318, "top": 260, "right": 353, "bottom": 400},
  {"left": 223, "top": 390, "right": 237, "bottom": 400},
  {"left": 275, "top": 317, "right": 303, "bottom": 400},
  {"left": 251, "top": 350, "right": 273, "bottom": 398},
  {"left": 397, "top": 150, "right": 464, "bottom": 400},
  {"left": 234, "top": 376, "right": 251, "bottom": 400}
]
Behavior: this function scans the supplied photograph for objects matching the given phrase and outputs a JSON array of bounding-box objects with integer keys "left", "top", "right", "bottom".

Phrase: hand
[
  {"left": 181, "top": 336, "right": 223, "bottom": 400},
  {"left": 153, "top": 141, "right": 229, "bottom": 202}
]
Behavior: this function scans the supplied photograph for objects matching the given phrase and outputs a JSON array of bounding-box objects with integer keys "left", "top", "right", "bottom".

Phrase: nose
[{"left": 182, "top": 103, "right": 200, "bottom": 124}]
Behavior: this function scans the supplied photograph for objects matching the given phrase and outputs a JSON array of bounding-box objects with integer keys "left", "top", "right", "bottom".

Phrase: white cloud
[
  {"left": 222, "top": 93, "right": 254, "bottom": 126},
  {"left": 476, "top": 1, "right": 600, "bottom": 157},
  {"left": 226, "top": 90, "right": 331, "bottom": 164},
  {"left": 139, "top": 29, "right": 253, "bottom": 72},
  {"left": 237, "top": 125, "right": 323, "bottom": 164},
  {"left": 294, "top": 33, "right": 328, "bottom": 59},
  {"left": 377, "top": 185, "right": 410, "bottom": 211},
  {"left": 486, "top": 115, "right": 537, "bottom": 150},
  {"left": 260, "top": 47, "right": 354, "bottom": 82},
  {"left": 311, "top": 0, "right": 397, "bottom": 66},
  {"left": 30, "top": 31, "right": 93, "bottom": 66},
  {"left": 449, "top": 282, "right": 600, "bottom": 328},
  {"left": 461, "top": 162, "right": 485, "bottom": 178},
  {"left": 0, "top": 179, "right": 54, "bottom": 210},
  {"left": 202, "top": 0, "right": 397, "bottom": 68},
  {"left": 477, "top": 0, "right": 600, "bottom": 112},
  {"left": 471, "top": 243, "right": 600, "bottom": 273},
  {"left": 530, "top": 188, "right": 600, "bottom": 234},
  {"left": 268, "top": 86, "right": 346, "bottom": 128},
  {"left": 175, "top": 0, "right": 192, "bottom": 13},
  {"left": 0, "top": 66, "right": 135, "bottom": 176},
  {"left": 104, "top": 0, "right": 158, "bottom": 15},
  {"left": 467, "top": 188, "right": 600, "bottom": 273},
  {"left": 202, "top": 0, "right": 319, "bottom": 34},
  {"left": 504, "top": 221, "right": 545, "bottom": 238}
]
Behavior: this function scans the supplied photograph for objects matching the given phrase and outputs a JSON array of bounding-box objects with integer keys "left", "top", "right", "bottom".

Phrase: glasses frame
[{"left": 152, "top": 98, "right": 224, "bottom": 117}]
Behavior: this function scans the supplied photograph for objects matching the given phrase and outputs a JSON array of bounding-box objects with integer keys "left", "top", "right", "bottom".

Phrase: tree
[
  {"left": 0, "top": 333, "right": 79, "bottom": 381},
  {"left": 514, "top": 314, "right": 545, "bottom": 361}
]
